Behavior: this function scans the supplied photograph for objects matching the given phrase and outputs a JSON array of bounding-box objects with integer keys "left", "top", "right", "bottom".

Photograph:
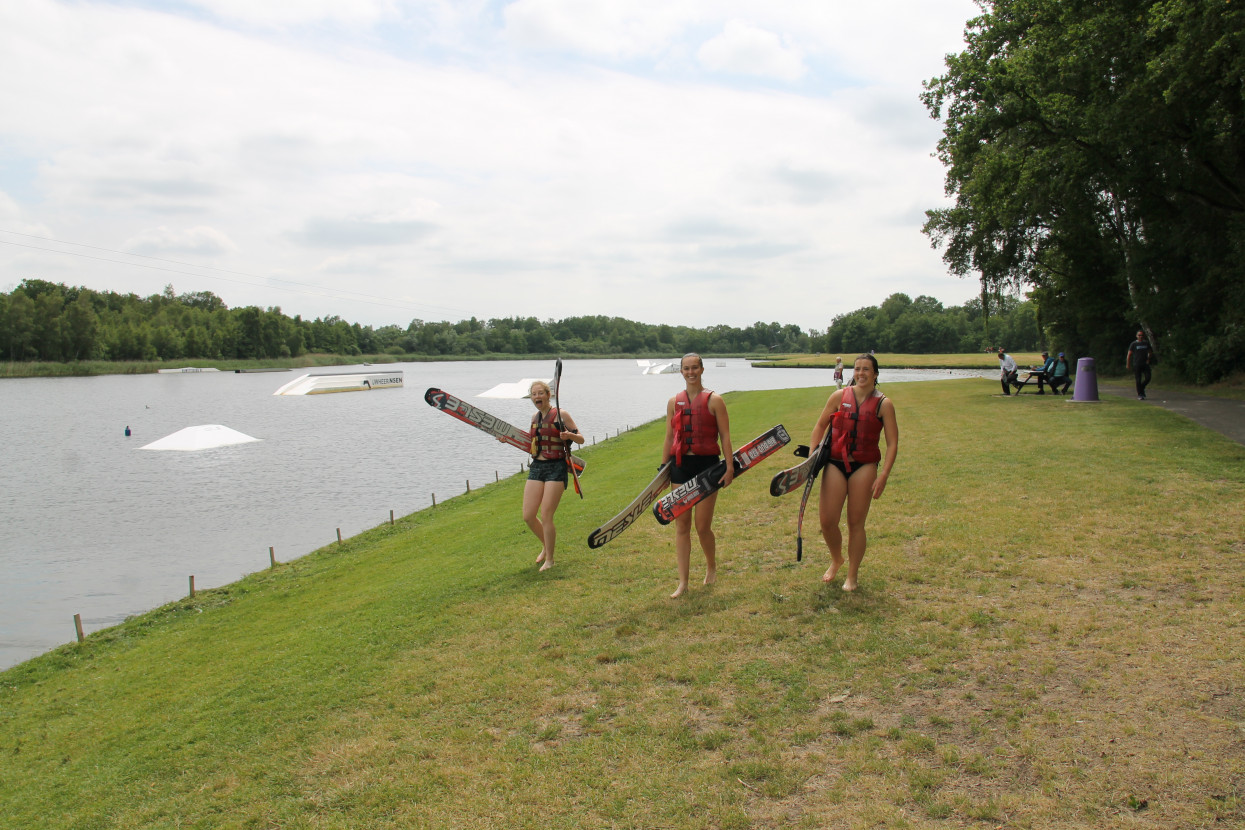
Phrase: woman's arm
[
  {"left": 661, "top": 397, "right": 676, "bottom": 465},
  {"left": 873, "top": 397, "right": 899, "bottom": 499},
  {"left": 810, "top": 389, "right": 844, "bottom": 448},
  {"left": 710, "top": 394, "right": 734, "bottom": 487},
  {"left": 559, "top": 412, "right": 584, "bottom": 445}
]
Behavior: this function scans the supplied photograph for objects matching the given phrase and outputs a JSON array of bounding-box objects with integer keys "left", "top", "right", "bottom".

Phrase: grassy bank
[{"left": 2, "top": 379, "right": 1242, "bottom": 828}]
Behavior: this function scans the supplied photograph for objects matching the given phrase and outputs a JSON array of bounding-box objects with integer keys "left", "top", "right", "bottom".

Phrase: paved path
[{"left": 1100, "top": 383, "right": 1245, "bottom": 446}]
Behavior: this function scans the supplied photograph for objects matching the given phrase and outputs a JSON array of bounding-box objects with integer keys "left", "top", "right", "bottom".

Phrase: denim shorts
[{"left": 527, "top": 458, "right": 568, "bottom": 484}]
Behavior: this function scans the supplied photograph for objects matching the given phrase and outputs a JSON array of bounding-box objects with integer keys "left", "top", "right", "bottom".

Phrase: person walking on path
[
  {"left": 809, "top": 354, "right": 899, "bottom": 591},
  {"left": 833, "top": 357, "right": 844, "bottom": 389},
  {"left": 662, "top": 353, "right": 734, "bottom": 598},
  {"left": 1126, "top": 330, "right": 1154, "bottom": 400},
  {"left": 522, "top": 380, "right": 583, "bottom": 571}
]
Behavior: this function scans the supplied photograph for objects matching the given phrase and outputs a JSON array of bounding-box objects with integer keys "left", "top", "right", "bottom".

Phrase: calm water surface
[{"left": 0, "top": 359, "right": 987, "bottom": 669}]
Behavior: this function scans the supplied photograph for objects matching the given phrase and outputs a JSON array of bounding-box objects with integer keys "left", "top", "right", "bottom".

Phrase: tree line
[
  {"left": 0, "top": 279, "right": 1045, "bottom": 364},
  {"left": 922, "top": 0, "right": 1243, "bottom": 382}
]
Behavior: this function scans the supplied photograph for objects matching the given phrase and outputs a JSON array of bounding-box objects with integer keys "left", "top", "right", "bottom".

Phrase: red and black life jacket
[
  {"left": 529, "top": 408, "right": 567, "bottom": 460},
  {"left": 671, "top": 389, "right": 719, "bottom": 465},
  {"left": 829, "top": 386, "right": 884, "bottom": 472}
]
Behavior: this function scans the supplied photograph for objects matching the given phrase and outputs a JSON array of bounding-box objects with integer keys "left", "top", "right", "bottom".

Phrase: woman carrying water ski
[
  {"left": 524, "top": 379, "right": 583, "bottom": 571},
  {"left": 662, "top": 353, "right": 734, "bottom": 598},
  {"left": 808, "top": 353, "right": 898, "bottom": 591}
]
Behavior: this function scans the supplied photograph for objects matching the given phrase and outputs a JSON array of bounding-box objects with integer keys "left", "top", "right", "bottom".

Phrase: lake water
[{"left": 0, "top": 359, "right": 988, "bottom": 669}]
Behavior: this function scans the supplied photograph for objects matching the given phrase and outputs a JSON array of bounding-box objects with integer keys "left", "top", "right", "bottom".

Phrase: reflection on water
[{"left": 0, "top": 360, "right": 988, "bottom": 669}]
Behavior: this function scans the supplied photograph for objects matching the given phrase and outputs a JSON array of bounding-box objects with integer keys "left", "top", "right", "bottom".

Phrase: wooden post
[
  {"left": 432, "top": 493, "right": 437, "bottom": 507},
  {"left": 390, "top": 509, "right": 395, "bottom": 526},
  {"left": 74, "top": 613, "right": 84, "bottom": 643},
  {"left": 189, "top": 575, "right": 195, "bottom": 598},
  {"left": 495, "top": 470, "right": 499, "bottom": 482},
  {"left": 466, "top": 479, "right": 471, "bottom": 493},
  {"left": 269, "top": 546, "right": 276, "bottom": 568},
  {"left": 337, "top": 528, "right": 343, "bottom": 544}
]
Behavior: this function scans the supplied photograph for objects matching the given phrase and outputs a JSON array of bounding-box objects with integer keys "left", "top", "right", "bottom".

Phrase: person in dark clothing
[{"left": 1126, "top": 331, "right": 1153, "bottom": 400}]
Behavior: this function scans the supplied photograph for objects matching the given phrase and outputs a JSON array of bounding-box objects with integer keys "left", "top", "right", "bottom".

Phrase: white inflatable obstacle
[{"left": 140, "top": 424, "right": 261, "bottom": 451}]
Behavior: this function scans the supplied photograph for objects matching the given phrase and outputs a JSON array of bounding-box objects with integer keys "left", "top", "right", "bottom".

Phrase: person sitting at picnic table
[
  {"left": 1029, "top": 350, "right": 1054, "bottom": 394},
  {"left": 998, "top": 348, "right": 1019, "bottom": 395},
  {"left": 1048, "top": 352, "right": 1072, "bottom": 394}
]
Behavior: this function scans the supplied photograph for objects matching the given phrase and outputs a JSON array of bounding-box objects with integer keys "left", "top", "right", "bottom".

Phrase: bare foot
[
  {"left": 842, "top": 578, "right": 858, "bottom": 592},
  {"left": 536, "top": 550, "right": 546, "bottom": 565},
  {"left": 703, "top": 569, "right": 716, "bottom": 586},
  {"left": 671, "top": 583, "right": 688, "bottom": 599},
  {"left": 822, "top": 556, "right": 844, "bottom": 584},
  {"left": 539, "top": 559, "right": 553, "bottom": 572}
]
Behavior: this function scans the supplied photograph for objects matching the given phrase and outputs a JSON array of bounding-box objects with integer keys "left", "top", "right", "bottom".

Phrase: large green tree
[{"left": 923, "top": 0, "right": 1244, "bottom": 380}]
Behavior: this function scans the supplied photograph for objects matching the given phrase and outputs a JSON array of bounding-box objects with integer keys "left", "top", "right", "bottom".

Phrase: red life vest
[
  {"left": 829, "top": 386, "right": 884, "bottom": 472},
  {"left": 671, "top": 389, "right": 719, "bottom": 465},
  {"left": 530, "top": 408, "right": 567, "bottom": 460}
]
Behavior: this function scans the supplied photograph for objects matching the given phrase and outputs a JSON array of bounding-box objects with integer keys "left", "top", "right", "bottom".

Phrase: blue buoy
[{"left": 125, "top": 426, "right": 131, "bottom": 437}]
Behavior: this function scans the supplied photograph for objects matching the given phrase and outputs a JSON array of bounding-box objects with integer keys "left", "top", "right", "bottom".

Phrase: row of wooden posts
[{"left": 72, "top": 426, "right": 631, "bottom": 643}]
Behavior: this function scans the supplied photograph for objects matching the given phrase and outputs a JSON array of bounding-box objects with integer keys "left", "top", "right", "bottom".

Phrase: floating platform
[
  {"left": 140, "top": 424, "right": 261, "bottom": 451},
  {"left": 273, "top": 371, "right": 404, "bottom": 396},
  {"left": 478, "top": 378, "right": 551, "bottom": 399},
  {"left": 637, "top": 359, "right": 677, "bottom": 375},
  {"left": 157, "top": 367, "right": 220, "bottom": 374}
]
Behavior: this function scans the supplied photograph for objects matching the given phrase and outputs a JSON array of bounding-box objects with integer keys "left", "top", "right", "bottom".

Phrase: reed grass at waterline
[{"left": 2, "top": 379, "right": 1242, "bottom": 829}]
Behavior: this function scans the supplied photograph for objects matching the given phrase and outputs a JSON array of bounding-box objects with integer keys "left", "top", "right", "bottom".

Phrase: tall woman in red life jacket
[
  {"left": 525, "top": 380, "right": 583, "bottom": 572},
  {"left": 808, "top": 354, "right": 899, "bottom": 591},
  {"left": 662, "top": 353, "right": 734, "bottom": 598}
]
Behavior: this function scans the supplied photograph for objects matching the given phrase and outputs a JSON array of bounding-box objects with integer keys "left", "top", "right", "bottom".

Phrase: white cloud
[
  {"left": 122, "top": 226, "right": 239, "bottom": 257},
  {"left": 185, "top": 0, "right": 399, "bottom": 28},
  {"left": 0, "top": 0, "right": 982, "bottom": 329},
  {"left": 696, "top": 20, "right": 805, "bottom": 81},
  {"left": 503, "top": 0, "right": 696, "bottom": 59}
]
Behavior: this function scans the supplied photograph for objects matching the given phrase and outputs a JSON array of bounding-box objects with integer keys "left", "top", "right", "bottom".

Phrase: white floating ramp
[
  {"left": 156, "top": 367, "right": 220, "bottom": 373},
  {"left": 273, "top": 370, "right": 404, "bottom": 396},
  {"left": 637, "top": 360, "right": 677, "bottom": 375},
  {"left": 478, "top": 378, "right": 551, "bottom": 399},
  {"left": 140, "top": 424, "right": 261, "bottom": 451}
]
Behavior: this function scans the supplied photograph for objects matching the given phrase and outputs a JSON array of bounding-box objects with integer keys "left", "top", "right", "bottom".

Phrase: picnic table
[{"left": 1013, "top": 369, "right": 1048, "bottom": 393}]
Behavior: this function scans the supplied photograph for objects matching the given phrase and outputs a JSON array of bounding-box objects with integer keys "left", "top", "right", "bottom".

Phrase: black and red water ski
[{"left": 651, "top": 425, "right": 790, "bottom": 525}]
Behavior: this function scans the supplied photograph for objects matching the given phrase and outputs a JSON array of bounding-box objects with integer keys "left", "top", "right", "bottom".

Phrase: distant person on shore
[
  {"left": 1126, "top": 330, "right": 1153, "bottom": 400},
  {"left": 808, "top": 354, "right": 898, "bottom": 591},
  {"left": 523, "top": 380, "right": 583, "bottom": 571},
  {"left": 662, "top": 353, "right": 733, "bottom": 598},
  {"left": 833, "top": 357, "right": 844, "bottom": 389},
  {"left": 997, "top": 348, "right": 1019, "bottom": 395},
  {"left": 1049, "top": 352, "right": 1072, "bottom": 394}
]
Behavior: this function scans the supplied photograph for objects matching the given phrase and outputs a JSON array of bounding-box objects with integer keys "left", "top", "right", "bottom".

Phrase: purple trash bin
[{"left": 1070, "top": 357, "right": 1099, "bottom": 402}]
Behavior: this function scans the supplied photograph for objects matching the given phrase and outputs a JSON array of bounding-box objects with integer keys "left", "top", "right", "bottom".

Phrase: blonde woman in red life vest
[
  {"left": 808, "top": 354, "right": 899, "bottom": 591},
  {"left": 525, "top": 379, "right": 583, "bottom": 571},
  {"left": 662, "top": 353, "right": 734, "bottom": 598}
]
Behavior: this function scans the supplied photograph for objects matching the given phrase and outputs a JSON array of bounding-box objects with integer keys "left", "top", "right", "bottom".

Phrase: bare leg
[
  {"left": 819, "top": 467, "right": 848, "bottom": 583},
  {"left": 523, "top": 480, "right": 546, "bottom": 563},
  {"left": 538, "top": 481, "right": 565, "bottom": 571},
  {"left": 841, "top": 464, "right": 879, "bottom": 591},
  {"left": 694, "top": 492, "right": 719, "bottom": 586},
  {"left": 672, "top": 510, "right": 693, "bottom": 598}
]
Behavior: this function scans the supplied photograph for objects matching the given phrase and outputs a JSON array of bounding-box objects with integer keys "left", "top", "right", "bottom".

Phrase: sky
[{"left": 0, "top": 0, "right": 982, "bottom": 331}]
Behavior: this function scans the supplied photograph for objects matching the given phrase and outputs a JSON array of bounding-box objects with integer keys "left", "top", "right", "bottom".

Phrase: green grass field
[{"left": 2, "top": 379, "right": 1242, "bottom": 828}]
